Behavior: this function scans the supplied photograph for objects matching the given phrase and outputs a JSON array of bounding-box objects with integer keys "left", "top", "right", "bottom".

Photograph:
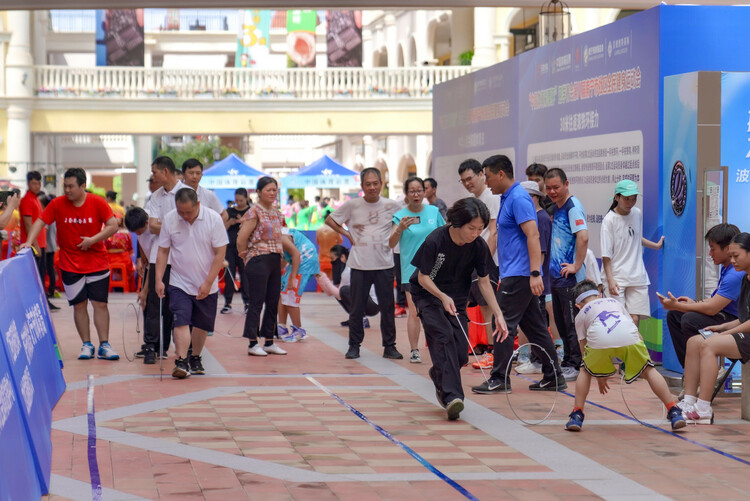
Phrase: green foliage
[
  {"left": 157, "top": 138, "right": 240, "bottom": 170},
  {"left": 459, "top": 50, "right": 474, "bottom": 66}
]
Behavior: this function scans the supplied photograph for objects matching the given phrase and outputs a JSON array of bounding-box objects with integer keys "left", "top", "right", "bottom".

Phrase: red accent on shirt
[
  {"left": 575, "top": 219, "right": 585, "bottom": 227},
  {"left": 19, "top": 191, "right": 47, "bottom": 248},
  {"left": 41, "top": 193, "right": 114, "bottom": 273}
]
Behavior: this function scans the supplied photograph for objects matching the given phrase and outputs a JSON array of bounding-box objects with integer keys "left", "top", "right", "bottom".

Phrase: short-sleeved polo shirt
[
  {"left": 496, "top": 182, "right": 537, "bottom": 279},
  {"left": 551, "top": 195, "right": 588, "bottom": 288},
  {"left": 713, "top": 264, "right": 745, "bottom": 318}
]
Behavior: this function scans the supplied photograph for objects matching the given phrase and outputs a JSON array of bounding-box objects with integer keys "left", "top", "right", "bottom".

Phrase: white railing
[{"left": 34, "top": 65, "right": 474, "bottom": 101}]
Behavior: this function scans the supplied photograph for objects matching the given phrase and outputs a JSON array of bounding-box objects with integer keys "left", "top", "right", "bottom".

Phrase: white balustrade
[{"left": 32, "top": 65, "right": 475, "bottom": 101}]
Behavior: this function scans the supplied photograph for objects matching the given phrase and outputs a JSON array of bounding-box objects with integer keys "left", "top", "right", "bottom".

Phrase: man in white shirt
[
  {"left": 155, "top": 188, "right": 228, "bottom": 379},
  {"left": 142, "top": 156, "right": 185, "bottom": 365},
  {"left": 326, "top": 167, "right": 403, "bottom": 360},
  {"left": 181, "top": 158, "right": 228, "bottom": 222},
  {"left": 458, "top": 158, "right": 501, "bottom": 358}
]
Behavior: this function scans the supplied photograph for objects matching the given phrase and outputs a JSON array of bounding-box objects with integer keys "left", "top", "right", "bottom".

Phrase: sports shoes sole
[
  {"left": 172, "top": 366, "right": 190, "bottom": 379},
  {"left": 565, "top": 422, "right": 582, "bottom": 431},
  {"left": 529, "top": 379, "right": 567, "bottom": 391},
  {"left": 446, "top": 398, "right": 464, "bottom": 421},
  {"left": 471, "top": 384, "right": 511, "bottom": 395}
]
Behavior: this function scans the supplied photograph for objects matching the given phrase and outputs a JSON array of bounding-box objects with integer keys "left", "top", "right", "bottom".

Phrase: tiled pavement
[{"left": 44, "top": 293, "right": 750, "bottom": 500}]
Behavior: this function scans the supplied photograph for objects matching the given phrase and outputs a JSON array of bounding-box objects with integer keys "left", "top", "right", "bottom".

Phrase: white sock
[
  {"left": 683, "top": 395, "right": 697, "bottom": 405},
  {"left": 696, "top": 399, "right": 711, "bottom": 412}
]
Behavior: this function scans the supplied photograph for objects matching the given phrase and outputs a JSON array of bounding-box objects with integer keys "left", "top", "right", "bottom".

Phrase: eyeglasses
[
  {"left": 459, "top": 174, "right": 480, "bottom": 185},
  {"left": 407, "top": 190, "right": 424, "bottom": 195}
]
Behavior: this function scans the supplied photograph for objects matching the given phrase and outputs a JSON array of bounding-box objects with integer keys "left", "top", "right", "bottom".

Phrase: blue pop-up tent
[
  {"left": 282, "top": 155, "right": 359, "bottom": 188},
  {"left": 200, "top": 153, "right": 267, "bottom": 205}
]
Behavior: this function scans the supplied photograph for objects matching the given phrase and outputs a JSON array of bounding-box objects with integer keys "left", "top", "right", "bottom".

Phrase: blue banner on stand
[{"left": 0, "top": 250, "right": 66, "bottom": 494}]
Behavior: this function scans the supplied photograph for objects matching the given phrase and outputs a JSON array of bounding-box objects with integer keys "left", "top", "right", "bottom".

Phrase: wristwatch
[{"left": 530, "top": 270, "right": 541, "bottom": 278}]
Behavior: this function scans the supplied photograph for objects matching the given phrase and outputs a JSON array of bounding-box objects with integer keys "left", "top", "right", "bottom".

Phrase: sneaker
[
  {"left": 340, "top": 320, "right": 350, "bottom": 327},
  {"left": 134, "top": 345, "right": 147, "bottom": 358},
  {"left": 263, "top": 344, "right": 287, "bottom": 355},
  {"left": 290, "top": 325, "right": 307, "bottom": 342},
  {"left": 395, "top": 306, "right": 407, "bottom": 318},
  {"left": 410, "top": 349, "right": 422, "bottom": 363},
  {"left": 529, "top": 376, "right": 567, "bottom": 391},
  {"left": 172, "top": 357, "right": 190, "bottom": 379},
  {"left": 345, "top": 345, "right": 360, "bottom": 359},
  {"left": 97, "top": 343, "right": 120, "bottom": 360},
  {"left": 472, "top": 353, "right": 494, "bottom": 370},
  {"left": 565, "top": 409, "right": 585, "bottom": 431},
  {"left": 143, "top": 350, "right": 156, "bottom": 365},
  {"left": 667, "top": 405, "right": 686, "bottom": 430},
  {"left": 516, "top": 352, "right": 530, "bottom": 365},
  {"left": 278, "top": 325, "right": 297, "bottom": 343},
  {"left": 247, "top": 344, "right": 268, "bottom": 356},
  {"left": 47, "top": 301, "right": 60, "bottom": 311},
  {"left": 445, "top": 398, "right": 464, "bottom": 421},
  {"left": 515, "top": 361, "right": 543, "bottom": 374},
  {"left": 561, "top": 366, "right": 580, "bottom": 381},
  {"left": 472, "top": 377, "right": 511, "bottom": 394},
  {"left": 220, "top": 305, "right": 231, "bottom": 314},
  {"left": 685, "top": 405, "right": 714, "bottom": 424},
  {"left": 363, "top": 317, "right": 371, "bottom": 329},
  {"left": 189, "top": 355, "right": 205, "bottom": 375},
  {"left": 383, "top": 346, "right": 404, "bottom": 359},
  {"left": 78, "top": 343, "right": 95, "bottom": 360}
]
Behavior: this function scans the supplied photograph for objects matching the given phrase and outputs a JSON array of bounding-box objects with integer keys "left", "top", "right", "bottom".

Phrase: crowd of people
[{"left": 4, "top": 151, "right": 749, "bottom": 428}]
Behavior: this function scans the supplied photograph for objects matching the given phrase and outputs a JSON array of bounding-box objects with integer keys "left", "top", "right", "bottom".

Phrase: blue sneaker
[
  {"left": 278, "top": 325, "right": 297, "bottom": 343},
  {"left": 97, "top": 342, "right": 120, "bottom": 360},
  {"left": 667, "top": 405, "right": 687, "bottom": 430},
  {"left": 363, "top": 317, "right": 371, "bottom": 329},
  {"left": 78, "top": 342, "right": 95, "bottom": 360},
  {"left": 565, "top": 409, "right": 584, "bottom": 431},
  {"left": 291, "top": 325, "right": 307, "bottom": 341}
]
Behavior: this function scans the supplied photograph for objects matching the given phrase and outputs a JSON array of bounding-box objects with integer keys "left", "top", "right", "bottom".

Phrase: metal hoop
[
  {"left": 120, "top": 302, "right": 141, "bottom": 363},
  {"left": 504, "top": 342, "right": 559, "bottom": 426},
  {"left": 619, "top": 372, "right": 667, "bottom": 427}
]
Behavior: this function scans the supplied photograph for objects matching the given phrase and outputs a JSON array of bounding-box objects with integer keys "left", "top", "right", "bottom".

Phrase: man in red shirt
[
  {"left": 20, "top": 171, "right": 59, "bottom": 311},
  {"left": 23, "top": 168, "right": 120, "bottom": 360}
]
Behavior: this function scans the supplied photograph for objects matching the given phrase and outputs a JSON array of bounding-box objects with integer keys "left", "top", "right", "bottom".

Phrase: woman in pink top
[{"left": 237, "top": 177, "right": 288, "bottom": 356}]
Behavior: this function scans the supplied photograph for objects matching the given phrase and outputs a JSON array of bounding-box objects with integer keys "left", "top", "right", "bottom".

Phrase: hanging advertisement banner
[
  {"left": 286, "top": 10, "right": 317, "bottom": 68},
  {"left": 235, "top": 10, "right": 272, "bottom": 68},
  {"left": 95, "top": 9, "right": 145, "bottom": 66},
  {"left": 326, "top": 11, "right": 362, "bottom": 67}
]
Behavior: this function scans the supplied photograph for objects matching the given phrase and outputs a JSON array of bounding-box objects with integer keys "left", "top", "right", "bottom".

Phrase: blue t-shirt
[
  {"left": 393, "top": 205, "right": 445, "bottom": 284},
  {"left": 496, "top": 182, "right": 537, "bottom": 279},
  {"left": 283, "top": 229, "right": 320, "bottom": 275},
  {"left": 713, "top": 263, "right": 745, "bottom": 317},
  {"left": 537, "top": 208, "right": 552, "bottom": 295},
  {"left": 550, "top": 196, "right": 588, "bottom": 288}
]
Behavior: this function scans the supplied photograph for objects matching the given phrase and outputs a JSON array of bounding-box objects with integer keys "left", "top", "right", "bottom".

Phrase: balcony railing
[
  {"left": 49, "top": 9, "right": 239, "bottom": 33},
  {"left": 34, "top": 66, "right": 474, "bottom": 101}
]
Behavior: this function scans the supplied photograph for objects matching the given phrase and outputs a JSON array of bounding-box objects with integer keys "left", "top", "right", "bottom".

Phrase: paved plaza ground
[{"left": 44, "top": 293, "right": 750, "bottom": 500}]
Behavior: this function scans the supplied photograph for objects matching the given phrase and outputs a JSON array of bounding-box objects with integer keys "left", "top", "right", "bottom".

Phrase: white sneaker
[
  {"left": 561, "top": 366, "right": 580, "bottom": 381},
  {"left": 263, "top": 344, "right": 287, "bottom": 355},
  {"left": 515, "top": 361, "right": 542, "bottom": 374},
  {"left": 685, "top": 405, "right": 714, "bottom": 424},
  {"left": 410, "top": 349, "right": 422, "bottom": 363},
  {"left": 247, "top": 344, "right": 268, "bottom": 356}
]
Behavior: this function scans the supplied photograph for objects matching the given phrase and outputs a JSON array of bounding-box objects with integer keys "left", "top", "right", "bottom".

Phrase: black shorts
[
  {"left": 61, "top": 269, "right": 110, "bottom": 306},
  {"left": 169, "top": 286, "right": 218, "bottom": 332},
  {"left": 731, "top": 332, "right": 750, "bottom": 364}
]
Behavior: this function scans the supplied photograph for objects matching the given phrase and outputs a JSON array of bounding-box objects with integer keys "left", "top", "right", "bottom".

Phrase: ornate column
[
  {"left": 5, "top": 10, "right": 34, "bottom": 184},
  {"left": 472, "top": 7, "right": 497, "bottom": 67}
]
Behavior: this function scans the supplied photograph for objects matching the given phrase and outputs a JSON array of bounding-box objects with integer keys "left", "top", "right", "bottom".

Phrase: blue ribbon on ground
[{"left": 87, "top": 375, "right": 103, "bottom": 501}]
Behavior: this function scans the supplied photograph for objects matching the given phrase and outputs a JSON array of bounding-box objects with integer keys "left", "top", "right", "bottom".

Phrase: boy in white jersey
[{"left": 565, "top": 280, "right": 686, "bottom": 432}]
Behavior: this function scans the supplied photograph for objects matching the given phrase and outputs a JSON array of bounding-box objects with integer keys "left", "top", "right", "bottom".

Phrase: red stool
[{"left": 109, "top": 263, "right": 131, "bottom": 292}]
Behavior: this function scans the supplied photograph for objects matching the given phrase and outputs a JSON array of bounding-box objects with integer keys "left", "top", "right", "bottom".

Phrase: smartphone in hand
[{"left": 699, "top": 328, "right": 716, "bottom": 339}]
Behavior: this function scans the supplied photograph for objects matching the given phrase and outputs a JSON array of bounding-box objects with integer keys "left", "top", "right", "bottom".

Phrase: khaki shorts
[{"left": 582, "top": 340, "right": 653, "bottom": 383}]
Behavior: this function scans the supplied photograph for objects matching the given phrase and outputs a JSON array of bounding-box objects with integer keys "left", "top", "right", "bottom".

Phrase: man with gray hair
[
  {"left": 155, "top": 188, "right": 228, "bottom": 379},
  {"left": 326, "top": 167, "right": 403, "bottom": 360}
]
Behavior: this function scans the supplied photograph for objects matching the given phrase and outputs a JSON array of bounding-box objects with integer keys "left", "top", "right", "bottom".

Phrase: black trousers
[
  {"left": 145, "top": 263, "right": 172, "bottom": 352},
  {"left": 339, "top": 285, "right": 379, "bottom": 316},
  {"left": 223, "top": 245, "right": 249, "bottom": 306},
  {"left": 349, "top": 268, "right": 396, "bottom": 348},
  {"left": 491, "top": 276, "right": 561, "bottom": 381},
  {"left": 666, "top": 309, "right": 736, "bottom": 368},
  {"left": 45, "top": 249, "right": 56, "bottom": 295},
  {"left": 33, "top": 247, "right": 47, "bottom": 287},
  {"left": 418, "top": 300, "right": 469, "bottom": 404},
  {"left": 243, "top": 253, "right": 281, "bottom": 341},
  {"left": 552, "top": 285, "right": 581, "bottom": 369},
  {"left": 393, "top": 254, "right": 407, "bottom": 308}
]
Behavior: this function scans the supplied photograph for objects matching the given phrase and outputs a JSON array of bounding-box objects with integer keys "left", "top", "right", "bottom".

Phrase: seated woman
[
  {"left": 680, "top": 232, "right": 750, "bottom": 423},
  {"left": 104, "top": 215, "right": 135, "bottom": 288}
]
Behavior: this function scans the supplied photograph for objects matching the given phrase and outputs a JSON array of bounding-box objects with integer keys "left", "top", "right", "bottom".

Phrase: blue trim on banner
[
  {"left": 87, "top": 376, "right": 103, "bottom": 500},
  {"left": 306, "top": 376, "right": 480, "bottom": 501}
]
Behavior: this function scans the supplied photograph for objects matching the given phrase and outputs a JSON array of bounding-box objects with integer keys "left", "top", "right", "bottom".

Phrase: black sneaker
[
  {"left": 220, "top": 305, "right": 231, "bottom": 314},
  {"left": 47, "top": 301, "right": 60, "bottom": 311},
  {"left": 383, "top": 346, "right": 403, "bottom": 359},
  {"left": 172, "top": 357, "right": 190, "bottom": 379},
  {"left": 345, "top": 345, "right": 360, "bottom": 359},
  {"left": 529, "top": 376, "right": 568, "bottom": 391},
  {"left": 472, "top": 377, "right": 511, "bottom": 394},
  {"left": 143, "top": 350, "right": 156, "bottom": 365},
  {"left": 189, "top": 355, "right": 205, "bottom": 375},
  {"left": 446, "top": 398, "right": 464, "bottom": 421},
  {"left": 340, "top": 320, "right": 350, "bottom": 327}
]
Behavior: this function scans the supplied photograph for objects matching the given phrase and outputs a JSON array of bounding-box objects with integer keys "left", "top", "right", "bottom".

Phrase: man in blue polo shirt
[
  {"left": 472, "top": 155, "right": 566, "bottom": 394},
  {"left": 544, "top": 168, "right": 590, "bottom": 381}
]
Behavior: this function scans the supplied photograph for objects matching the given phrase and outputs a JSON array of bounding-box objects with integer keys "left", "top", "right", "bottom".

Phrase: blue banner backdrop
[{"left": 0, "top": 250, "right": 66, "bottom": 495}]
